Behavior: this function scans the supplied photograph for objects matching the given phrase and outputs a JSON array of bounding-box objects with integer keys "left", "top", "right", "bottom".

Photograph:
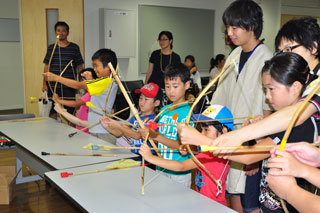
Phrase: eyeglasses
[
  {"left": 277, "top": 45, "right": 301, "bottom": 54},
  {"left": 159, "top": 39, "right": 169, "bottom": 41}
]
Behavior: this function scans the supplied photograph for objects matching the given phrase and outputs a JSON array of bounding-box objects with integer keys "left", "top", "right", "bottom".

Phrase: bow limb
[
  {"left": 278, "top": 81, "right": 320, "bottom": 151},
  {"left": 275, "top": 79, "right": 320, "bottom": 213},
  {"left": 104, "top": 63, "right": 119, "bottom": 114},
  {"left": 53, "top": 59, "right": 74, "bottom": 94},
  {"left": 185, "top": 53, "right": 240, "bottom": 188},
  {"left": 109, "top": 62, "right": 161, "bottom": 195},
  {"left": 47, "top": 36, "right": 59, "bottom": 94},
  {"left": 108, "top": 62, "right": 161, "bottom": 157}
]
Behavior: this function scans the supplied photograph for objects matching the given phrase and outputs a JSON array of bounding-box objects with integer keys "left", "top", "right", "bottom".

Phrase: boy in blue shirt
[
  {"left": 140, "top": 63, "right": 194, "bottom": 187},
  {"left": 100, "top": 82, "right": 162, "bottom": 156}
]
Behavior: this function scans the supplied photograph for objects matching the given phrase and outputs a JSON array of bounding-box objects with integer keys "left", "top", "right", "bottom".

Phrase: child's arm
[
  {"left": 139, "top": 144, "right": 197, "bottom": 171},
  {"left": 54, "top": 103, "right": 88, "bottom": 127},
  {"left": 266, "top": 173, "right": 320, "bottom": 212},
  {"left": 53, "top": 93, "right": 84, "bottom": 108},
  {"left": 100, "top": 116, "right": 123, "bottom": 137},
  {"left": 267, "top": 149, "right": 320, "bottom": 188},
  {"left": 139, "top": 128, "right": 181, "bottom": 149},
  {"left": 43, "top": 72, "right": 87, "bottom": 90},
  {"left": 224, "top": 138, "right": 274, "bottom": 165}
]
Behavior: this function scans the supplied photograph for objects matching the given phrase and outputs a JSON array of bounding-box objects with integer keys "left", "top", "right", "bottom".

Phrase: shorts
[
  {"left": 227, "top": 168, "right": 262, "bottom": 212},
  {"left": 158, "top": 171, "right": 191, "bottom": 188}
]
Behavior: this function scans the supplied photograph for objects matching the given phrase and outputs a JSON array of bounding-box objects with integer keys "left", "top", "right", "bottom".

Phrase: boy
[
  {"left": 275, "top": 17, "right": 320, "bottom": 76},
  {"left": 88, "top": 49, "right": 118, "bottom": 144},
  {"left": 44, "top": 48, "right": 118, "bottom": 143},
  {"left": 139, "top": 104, "right": 233, "bottom": 206},
  {"left": 100, "top": 82, "right": 162, "bottom": 156},
  {"left": 210, "top": 0, "right": 272, "bottom": 212},
  {"left": 140, "top": 63, "right": 193, "bottom": 187}
]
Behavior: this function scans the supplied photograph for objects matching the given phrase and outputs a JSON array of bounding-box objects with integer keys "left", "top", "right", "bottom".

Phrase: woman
[
  {"left": 209, "top": 54, "right": 225, "bottom": 80},
  {"left": 145, "top": 31, "right": 181, "bottom": 89}
]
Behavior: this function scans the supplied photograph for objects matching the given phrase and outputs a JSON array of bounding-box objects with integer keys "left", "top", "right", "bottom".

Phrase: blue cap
[{"left": 192, "top": 104, "right": 234, "bottom": 130}]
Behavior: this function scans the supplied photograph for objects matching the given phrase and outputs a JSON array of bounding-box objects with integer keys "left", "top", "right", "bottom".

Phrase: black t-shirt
[
  {"left": 259, "top": 118, "right": 317, "bottom": 213},
  {"left": 237, "top": 51, "right": 251, "bottom": 80},
  {"left": 148, "top": 49, "right": 181, "bottom": 88}
]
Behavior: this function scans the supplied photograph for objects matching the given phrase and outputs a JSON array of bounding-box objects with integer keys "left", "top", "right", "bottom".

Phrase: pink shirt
[
  {"left": 195, "top": 152, "right": 230, "bottom": 206},
  {"left": 76, "top": 93, "right": 91, "bottom": 134}
]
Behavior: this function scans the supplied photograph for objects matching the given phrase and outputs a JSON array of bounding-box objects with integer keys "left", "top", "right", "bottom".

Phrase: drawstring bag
[{"left": 38, "top": 91, "right": 52, "bottom": 117}]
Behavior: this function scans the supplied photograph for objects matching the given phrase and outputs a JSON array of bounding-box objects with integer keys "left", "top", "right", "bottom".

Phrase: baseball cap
[
  {"left": 134, "top": 82, "right": 163, "bottom": 101},
  {"left": 192, "top": 104, "right": 234, "bottom": 130}
]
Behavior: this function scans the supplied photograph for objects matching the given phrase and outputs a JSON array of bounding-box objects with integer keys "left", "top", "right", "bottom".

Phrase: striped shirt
[{"left": 43, "top": 42, "right": 84, "bottom": 94}]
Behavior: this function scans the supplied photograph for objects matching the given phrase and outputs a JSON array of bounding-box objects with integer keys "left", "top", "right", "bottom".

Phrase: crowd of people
[{"left": 41, "top": 0, "right": 320, "bottom": 212}]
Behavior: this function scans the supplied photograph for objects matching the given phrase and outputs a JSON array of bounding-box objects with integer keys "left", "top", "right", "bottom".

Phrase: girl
[
  {"left": 100, "top": 82, "right": 162, "bottom": 156},
  {"left": 225, "top": 52, "right": 318, "bottom": 213},
  {"left": 145, "top": 31, "right": 181, "bottom": 89},
  {"left": 185, "top": 55, "right": 202, "bottom": 90},
  {"left": 209, "top": 54, "right": 225, "bottom": 80}
]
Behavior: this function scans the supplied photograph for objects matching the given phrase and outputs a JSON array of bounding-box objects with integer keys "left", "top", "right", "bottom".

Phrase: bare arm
[
  {"left": 139, "top": 144, "right": 197, "bottom": 171},
  {"left": 225, "top": 138, "right": 273, "bottom": 165},
  {"left": 53, "top": 93, "right": 84, "bottom": 108},
  {"left": 139, "top": 128, "right": 181, "bottom": 150},
  {"left": 145, "top": 62, "right": 154, "bottom": 84},
  {"left": 266, "top": 174, "right": 320, "bottom": 212},
  {"left": 43, "top": 72, "right": 87, "bottom": 90},
  {"left": 267, "top": 149, "right": 320, "bottom": 188},
  {"left": 120, "top": 124, "right": 142, "bottom": 140},
  {"left": 54, "top": 103, "right": 88, "bottom": 127},
  {"left": 77, "top": 64, "right": 84, "bottom": 73},
  {"left": 42, "top": 64, "right": 49, "bottom": 92},
  {"left": 100, "top": 116, "right": 123, "bottom": 137},
  {"left": 211, "top": 102, "right": 317, "bottom": 148}
]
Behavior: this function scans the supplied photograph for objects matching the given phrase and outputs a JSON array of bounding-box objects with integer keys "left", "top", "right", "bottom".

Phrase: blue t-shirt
[
  {"left": 157, "top": 102, "right": 193, "bottom": 175},
  {"left": 128, "top": 113, "right": 157, "bottom": 154}
]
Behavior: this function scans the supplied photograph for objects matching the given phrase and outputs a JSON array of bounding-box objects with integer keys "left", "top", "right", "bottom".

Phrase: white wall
[
  {"left": 84, "top": 0, "right": 234, "bottom": 81},
  {"left": 0, "top": 0, "right": 24, "bottom": 110},
  {"left": 84, "top": 0, "right": 282, "bottom": 81}
]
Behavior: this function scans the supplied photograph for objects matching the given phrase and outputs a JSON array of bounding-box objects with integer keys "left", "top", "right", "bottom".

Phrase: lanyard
[{"left": 237, "top": 38, "right": 265, "bottom": 78}]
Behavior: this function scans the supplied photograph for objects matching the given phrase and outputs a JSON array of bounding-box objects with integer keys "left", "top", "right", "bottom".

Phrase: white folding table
[
  {"left": 45, "top": 161, "right": 235, "bottom": 213},
  {"left": 0, "top": 118, "right": 136, "bottom": 183}
]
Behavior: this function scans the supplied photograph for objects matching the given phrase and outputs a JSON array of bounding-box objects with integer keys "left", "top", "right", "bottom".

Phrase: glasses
[
  {"left": 159, "top": 38, "right": 169, "bottom": 42},
  {"left": 276, "top": 45, "right": 301, "bottom": 54}
]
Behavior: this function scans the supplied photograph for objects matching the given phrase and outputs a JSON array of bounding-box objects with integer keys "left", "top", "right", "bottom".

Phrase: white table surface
[
  {"left": 0, "top": 118, "right": 136, "bottom": 170},
  {"left": 45, "top": 162, "right": 235, "bottom": 213}
]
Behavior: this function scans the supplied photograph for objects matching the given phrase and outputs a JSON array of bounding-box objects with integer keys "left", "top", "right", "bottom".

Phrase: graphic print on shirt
[
  {"left": 128, "top": 114, "right": 156, "bottom": 154},
  {"left": 259, "top": 158, "right": 282, "bottom": 211},
  {"left": 195, "top": 169, "right": 205, "bottom": 192}
]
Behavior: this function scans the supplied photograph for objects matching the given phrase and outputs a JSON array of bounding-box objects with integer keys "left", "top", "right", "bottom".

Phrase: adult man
[{"left": 43, "top": 21, "right": 84, "bottom": 119}]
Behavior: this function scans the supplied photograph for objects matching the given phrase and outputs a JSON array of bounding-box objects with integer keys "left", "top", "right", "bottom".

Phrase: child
[
  {"left": 100, "top": 82, "right": 162, "bottom": 156},
  {"left": 210, "top": 1, "right": 272, "bottom": 211},
  {"left": 45, "top": 49, "right": 118, "bottom": 143},
  {"left": 140, "top": 63, "right": 193, "bottom": 187},
  {"left": 139, "top": 104, "right": 233, "bottom": 206},
  {"left": 223, "top": 52, "right": 318, "bottom": 212},
  {"left": 51, "top": 68, "right": 97, "bottom": 133},
  {"left": 266, "top": 142, "right": 320, "bottom": 212},
  {"left": 185, "top": 55, "right": 202, "bottom": 90}
]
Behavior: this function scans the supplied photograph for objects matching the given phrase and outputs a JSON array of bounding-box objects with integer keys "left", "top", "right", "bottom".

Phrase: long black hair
[{"left": 262, "top": 52, "right": 316, "bottom": 95}]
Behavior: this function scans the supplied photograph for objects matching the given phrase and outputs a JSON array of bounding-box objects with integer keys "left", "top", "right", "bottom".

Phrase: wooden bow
[
  {"left": 184, "top": 53, "right": 240, "bottom": 189},
  {"left": 108, "top": 62, "right": 161, "bottom": 195},
  {"left": 276, "top": 79, "right": 320, "bottom": 213}
]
